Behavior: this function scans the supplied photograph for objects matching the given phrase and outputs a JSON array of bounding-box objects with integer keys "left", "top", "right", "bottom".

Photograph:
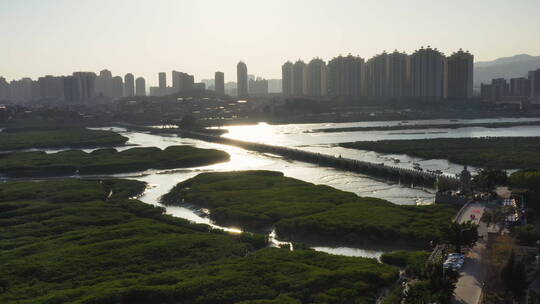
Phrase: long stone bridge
[{"left": 118, "top": 123, "right": 460, "bottom": 189}]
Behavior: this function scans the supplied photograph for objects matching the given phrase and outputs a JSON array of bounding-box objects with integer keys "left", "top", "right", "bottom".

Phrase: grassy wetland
[{"left": 161, "top": 171, "right": 457, "bottom": 246}]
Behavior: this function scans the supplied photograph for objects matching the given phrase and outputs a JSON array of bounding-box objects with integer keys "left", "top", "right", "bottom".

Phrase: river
[
  {"left": 221, "top": 117, "right": 540, "bottom": 175},
  {"left": 4, "top": 117, "right": 540, "bottom": 258}
]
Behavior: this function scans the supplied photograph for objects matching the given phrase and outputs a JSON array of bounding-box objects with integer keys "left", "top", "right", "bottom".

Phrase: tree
[
  {"left": 439, "top": 221, "right": 479, "bottom": 253},
  {"left": 178, "top": 114, "right": 198, "bottom": 130},
  {"left": 512, "top": 259, "right": 527, "bottom": 299},
  {"left": 514, "top": 224, "right": 539, "bottom": 246},
  {"left": 501, "top": 251, "right": 528, "bottom": 300},
  {"left": 481, "top": 210, "right": 493, "bottom": 227},
  {"left": 501, "top": 250, "right": 515, "bottom": 292},
  {"left": 404, "top": 262, "right": 459, "bottom": 304},
  {"left": 436, "top": 177, "right": 460, "bottom": 192},
  {"left": 427, "top": 262, "right": 459, "bottom": 304},
  {"left": 472, "top": 169, "right": 508, "bottom": 191}
]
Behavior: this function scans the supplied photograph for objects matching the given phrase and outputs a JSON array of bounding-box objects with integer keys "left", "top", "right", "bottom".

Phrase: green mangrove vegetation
[
  {"left": 307, "top": 120, "right": 540, "bottom": 133},
  {"left": 380, "top": 250, "right": 430, "bottom": 269},
  {"left": 340, "top": 137, "right": 540, "bottom": 169},
  {"left": 0, "top": 145, "right": 230, "bottom": 177},
  {"left": 0, "top": 179, "right": 399, "bottom": 304},
  {"left": 161, "top": 171, "right": 457, "bottom": 246},
  {"left": 0, "top": 128, "right": 128, "bottom": 150}
]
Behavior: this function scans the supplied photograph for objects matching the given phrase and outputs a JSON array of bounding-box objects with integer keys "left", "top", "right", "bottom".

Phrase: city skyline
[{"left": 2, "top": 0, "right": 540, "bottom": 86}]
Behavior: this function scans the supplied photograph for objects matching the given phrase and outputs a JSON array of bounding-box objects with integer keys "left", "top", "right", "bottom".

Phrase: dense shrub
[
  {"left": 0, "top": 179, "right": 399, "bottom": 304},
  {"left": 341, "top": 137, "right": 540, "bottom": 170},
  {"left": 0, "top": 146, "right": 230, "bottom": 177},
  {"left": 0, "top": 128, "right": 128, "bottom": 150},
  {"left": 162, "top": 171, "right": 457, "bottom": 246}
]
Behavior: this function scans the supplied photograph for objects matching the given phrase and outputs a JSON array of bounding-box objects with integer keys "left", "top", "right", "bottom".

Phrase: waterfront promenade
[{"left": 453, "top": 202, "right": 487, "bottom": 304}]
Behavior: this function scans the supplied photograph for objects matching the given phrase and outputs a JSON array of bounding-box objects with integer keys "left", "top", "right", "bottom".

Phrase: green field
[
  {"left": 0, "top": 179, "right": 398, "bottom": 304},
  {"left": 0, "top": 146, "right": 230, "bottom": 177},
  {"left": 0, "top": 128, "right": 128, "bottom": 150},
  {"left": 161, "top": 171, "right": 457, "bottom": 246},
  {"left": 340, "top": 137, "right": 540, "bottom": 170}
]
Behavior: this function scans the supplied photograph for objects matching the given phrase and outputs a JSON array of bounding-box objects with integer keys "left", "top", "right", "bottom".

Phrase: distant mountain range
[{"left": 474, "top": 54, "right": 540, "bottom": 86}]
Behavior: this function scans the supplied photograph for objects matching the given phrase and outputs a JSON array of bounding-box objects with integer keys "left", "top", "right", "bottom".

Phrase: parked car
[{"left": 443, "top": 253, "right": 465, "bottom": 270}]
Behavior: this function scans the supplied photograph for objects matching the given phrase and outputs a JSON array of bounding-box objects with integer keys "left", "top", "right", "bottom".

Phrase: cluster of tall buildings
[
  {"left": 149, "top": 71, "right": 209, "bottom": 97},
  {"left": 0, "top": 70, "right": 147, "bottom": 103},
  {"left": 235, "top": 61, "right": 270, "bottom": 97},
  {"left": 281, "top": 47, "right": 474, "bottom": 102},
  {"left": 480, "top": 69, "right": 540, "bottom": 102}
]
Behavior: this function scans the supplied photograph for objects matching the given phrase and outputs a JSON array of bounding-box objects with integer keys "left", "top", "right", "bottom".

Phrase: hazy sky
[{"left": 1, "top": 0, "right": 540, "bottom": 86}]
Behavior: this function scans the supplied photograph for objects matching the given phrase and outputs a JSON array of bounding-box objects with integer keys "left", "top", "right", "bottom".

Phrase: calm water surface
[{"left": 221, "top": 117, "right": 540, "bottom": 175}]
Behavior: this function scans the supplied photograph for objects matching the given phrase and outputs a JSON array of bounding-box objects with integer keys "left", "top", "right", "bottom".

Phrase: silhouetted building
[
  {"left": 529, "top": 69, "right": 540, "bottom": 100},
  {"left": 509, "top": 77, "right": 530, "bottom": 97},
  {"left": 447, "top": 49, "right": 473, "bottom": 100},
  {"left": 307, "top": 58, "right": 326, "bottom": 97},
  {"left": 365, "top": 52, "right": 388, "bottom": 98},
  {"left": 149, "top": 87, "right": 160, "bottom": 96},
  {"left": 172, "top": 70, "right": 181, "bottom": 92},
  {"left": 135, "top": 77, "right": 146, "bottom": 96},
  {"left": 0, "top": 77, "right": 10, "bottom": 100},
  {"left": 292, "top": 60, "right": 307, "bottom": 96},
  {"left": 72, "top": 72, "right": 96, "bottom": 102},
  {"left": 124, "top": 73, "right": 135, "bottom": 97},
  {"left": 158, "top": 72, "right": 166, "bottom": 96},
  {"left": 183, "top": 74, "right": 194, "bottom": 92},
  {"left": 281, "top": 61, "right": 294, "bottom": 96},
  {"left": 215, "top": 71, "right": 225, "bottom": 95},
  {"left": 237, "top": 61, "right": 248, "bottom": 98},
  {"left": 492, "top": 78, "right": 509, "bottom": 100},
  {"left": 172, "top": 70, "right": 194, "bottom": 93},
  {"left": 38, "top": 75, "right": 64, "bottom": 101},
  {"left": 480, "top": 83, "right": 493, "bottom": 101},
  {"left": 94, "top": 69, "right": 114, "bottom": 98},
  {"left": 111, "top": 76, "right": 124, "bottom": 100},
  {"left": 249, "top": 77, "right": 268, "bottom": 95},
  {"left": 410, "top": 46, "right": 446, "bottom": 101},
  {"left": 225, "top": 81, "right": 237, "bottom": 96},
  {"left": 387, "top": 51, "right": 410, "bottom": 99},
  {"left": 193, "top": 82, "right": 206, "bottom": 91},
  {"left": 327, "top": 54, "right": 365, "bottom": 99},
  {"left": 482, "top": 78, "right": 509, "bottom": 102},
  {"left": 10, "top": 78, "right": 37, "bottom": 102},
  {"left": 267, "top": 79, "right": 282, "bottom": 93},
  {"left": 63, "top": 76, "right": 79, "bottom": 102}
]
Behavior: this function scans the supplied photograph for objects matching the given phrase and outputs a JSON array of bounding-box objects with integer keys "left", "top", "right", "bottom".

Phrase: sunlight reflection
[
  {"left": 224, "top": 122, "right": 275, "bottom": 143},
  {"left": 224, "top": 227, "right": 243, "bottom": 234}
]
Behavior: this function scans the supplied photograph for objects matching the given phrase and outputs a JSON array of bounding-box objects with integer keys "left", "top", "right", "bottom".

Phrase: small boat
[{"left": 391, "top": 158, "right": 400, "bottom": 163}]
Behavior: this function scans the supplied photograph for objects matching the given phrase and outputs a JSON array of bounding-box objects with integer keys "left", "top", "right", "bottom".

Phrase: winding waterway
[{"left": 4, "top": 117, "right": 540, "bottom": 258}]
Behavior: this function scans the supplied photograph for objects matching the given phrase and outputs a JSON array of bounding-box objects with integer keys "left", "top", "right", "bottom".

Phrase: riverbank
[
  {"left": 0, "top": 127, "right": 128, "bottom": 151},
  {"left": 0, "top": 178, "right": 398, "bottom": 303},
  {"left": 0, "top": 146, "right": 230, "bottom": 177},
  {"left": 306, "top": 120, "right": 540, "bottom": 133},
  {"left": 161, "top": 170, "right": 457, "bottom": 247},
  {"left": 340, "top": 137, "right": 540, "bottom": 170}
]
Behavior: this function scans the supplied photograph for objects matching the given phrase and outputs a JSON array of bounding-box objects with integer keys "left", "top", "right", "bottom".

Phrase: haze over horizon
[{"left": 1, "top": 0, "right": 540, "bottom": 85}]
